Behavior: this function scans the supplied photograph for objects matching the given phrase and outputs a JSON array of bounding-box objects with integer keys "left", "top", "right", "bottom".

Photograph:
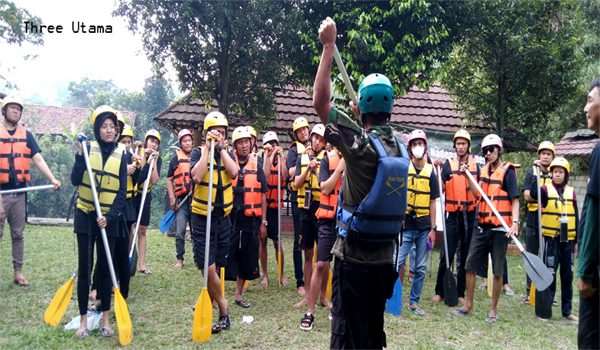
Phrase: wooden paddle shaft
[
  {"left": 81, "top": 140, "right": 120, "bottom": 289},
  {"left": 203, "top": 141, "right": 216, "bottom": 288},
  {"left": 333, "top": 45, "right": 359, "bottom": 120},
  {"left": 129, "top": 156, "right": 156, "bottom": 258},
  {"left": 464, "top": 170, "right": 526, "bottom": 252}
]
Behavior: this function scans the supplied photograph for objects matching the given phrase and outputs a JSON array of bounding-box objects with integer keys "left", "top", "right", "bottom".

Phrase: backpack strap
[
  {"left": 368, "top": 133, "right": 389, "bottom": 158},
  {"left": 393, "top": 135, "right": 409, "bottom": 159}
]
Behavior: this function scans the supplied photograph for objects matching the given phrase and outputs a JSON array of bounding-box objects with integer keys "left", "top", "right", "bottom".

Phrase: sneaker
[{"left": 408, "top": 304, "right": 426, "bottom": 317}]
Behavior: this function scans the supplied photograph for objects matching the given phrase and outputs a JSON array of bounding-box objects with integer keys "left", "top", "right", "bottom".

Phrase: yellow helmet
[
  {"left": 120, "top": 124, "right": 134, "bottom": 139},
  {"left": 453, "top": 129, "right": 471, "bottom": 144},
  {"left": 247, "top": 125, "right": 257, "bottom": 138},
  {"left": 1, "top": 96, "right": 24, "bottom": 113},
  {"left": 203, "top": 111, "right": 228, "bottom": 131},
  {"left": 549, "top": 157, "right": 570, "bottom": 174},
  {"left": 145, "top": 129, "right": 161, "bottom": 144},
  {"left": 292, "top": 117, "right": 309, "bottom": 133},
  {"left": 537, "top": 141, "right": 555, "bottom": 155},
  {"left": 90, "top": 105, "right": 118, "bottom": 126},
  {"left": 232, "top": 126, "right": 252, "bottom": 144}
]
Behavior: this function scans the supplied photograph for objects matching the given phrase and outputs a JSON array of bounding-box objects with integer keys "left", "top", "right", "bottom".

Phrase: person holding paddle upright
[
  {"left": 528, "top": 156, "right": 579, "bottom": 322},
  {"left": 397, "top": 129, "right": 439, "bottom": 316},
  {"left": 521, "top": 141, "right": 554, "bottom": 304},
  {"left": 433, "top": 129, "right": 479, "bottom": 306},
  {"left": 71, "top": 106, "right": 128, "bottom": 338},
  {"left": 167, "top": 129, "right": 194, "bottom": 269},
  {"left": 135, "top": 129, "right": 161, "bottom": 274},
  {"left": 455, "top": 134, "right": 520, "bottom": 323},
  {"left": 314, "top": 17, "right": 410, "bottom": 349},
  {"left": 0, "top": 96, "right": 61, "bottom": 287},
  {"left": 190, "top": 111, "right": 238, "bottom": 334}
]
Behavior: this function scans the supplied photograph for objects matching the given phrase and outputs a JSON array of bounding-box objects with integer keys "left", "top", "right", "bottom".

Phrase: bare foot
[
  {"left": 75, "top": 326, "right": 89, "bottom": 338},
  {"left": 458, "top": 297, "right": 465, "bottom": 305},
  {"left": 431, "top": 294, "right": 442, "bottom": 303},
  {"left": 280, "top": 276, "right": 289, "bottom": 287},
  {"left": 319, "top": 299, "right": 332, "bottom": 309},
  {"left": 260, "top": 277, "right": 269, "bottom": 289},
  {"left": 294, "top": 298, "right": 307, "bottom": 308},
  {"left": 89, "top": 289, "right": 97, "bottom": 301},
  {"left": 174, "top": 260, "right": 183, "bottom": 269},
  {"left": 297, "top": 286, "right": 306, "bottom": 297}
]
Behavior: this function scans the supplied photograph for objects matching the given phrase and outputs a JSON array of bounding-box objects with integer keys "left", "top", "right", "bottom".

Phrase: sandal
[
  {"left": 100, "top": 326, "right": 114, "bottom": 337},
  {"left": 300, "top": 313, "right": 315, "bottom": 331},
  {"left": 75, "top": 328, "right": 89, "bottom": 338},
  {"left": 486, "top": 313, "right": 498, "bottom": 324},
  {"left": 235, "top": 299, "right": 251, "bottom": 308},
  {"left": 13, "top": 275, "right": 30, "bottom": 287},
  {"left": 453, "top": 308, "right": 470, "bottom": 317},
  {"left": 138, "top": 269, "right": 152, "bottom": 275},
  {"left": 211, "top": 323, "right": 222, "bottom": 334},
  {"left": 218, "top": 315, "right": 231, "bottom": 330}
]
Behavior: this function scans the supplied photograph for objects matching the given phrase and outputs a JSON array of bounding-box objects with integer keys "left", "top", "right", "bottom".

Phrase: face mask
[{"left": 412, "top": 145, "right": 425, "bottom": 159}]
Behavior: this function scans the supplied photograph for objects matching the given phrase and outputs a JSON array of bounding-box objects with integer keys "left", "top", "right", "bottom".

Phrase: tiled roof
[
  {"left": 155, "top": 85, "right": 518, "bottom": 150},
  {"left": 555, "top": 129, "right": 600, "bottom": 156},
  {"left": 20, "top": 105, "right": 136, "bottom": 136}
]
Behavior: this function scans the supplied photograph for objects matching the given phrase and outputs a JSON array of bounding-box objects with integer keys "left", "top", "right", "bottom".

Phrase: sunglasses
[{"left": 482, "top": 146, "right": 496, "bottom": 155}]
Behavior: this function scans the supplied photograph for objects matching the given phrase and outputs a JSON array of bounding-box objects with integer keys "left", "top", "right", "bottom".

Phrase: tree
[
  {"left": 0, "top": 0, "right": 42, "bottom": 45},
  {"left": 64, "top": 78, "right": 127, "bottom": 108},
  {"left": 440, "top": 0, "right": 584, "bottom": 142}
]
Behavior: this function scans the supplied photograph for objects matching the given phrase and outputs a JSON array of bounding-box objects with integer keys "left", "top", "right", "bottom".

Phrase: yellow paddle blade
[
  {"left": 114, "top": 288, "right": 133, "bottom": 346},
  {"left": 220, "top": 267, "right": 225, "bottom": 297},
  {"left": 243, "top": 280, "right": 249, "bottom": 291},
  {"left": 277, "top": 250, "right": 283, "bottom": 286},
  {"left": 529, "top": 283, "right": 536, "bottom": 306},
  {"left": 43, "top": 275, "right": 75, "bottom": 327},
  {"left": 192, "top": 288, "right": 212, "bottom": 343},
  {"left": 313, "top": 242, "right": 317, "bottom": 264},
  {"left": 487, "top": 255, "right": 493, "bottom": 298},
  {"left": 325, "top": 269, "right": 333, "bottom": 301}
]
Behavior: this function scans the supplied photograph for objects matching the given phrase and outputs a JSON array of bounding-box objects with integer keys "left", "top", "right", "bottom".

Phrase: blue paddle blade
[
  {"left": 159, "top": 210, "right": 176, "bottom": 233},
  {"left": 385, "top": 277, "right": 403, "bottom": 316}
]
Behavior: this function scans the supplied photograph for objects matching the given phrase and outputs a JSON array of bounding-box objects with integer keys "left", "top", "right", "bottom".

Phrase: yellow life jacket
[
  {"left": 289, "top": 141, "right": 306, "bottom": 192},
  {"left": 541, "top": 184, "right": 576, "bottom": 240},
  {"left": 296, "top": 149, "right": 324, "bottom": 209},
  {"left": 76, "top": 142, "right": 124, "bottom": 214},
  {"left": 406, "top": 161, "right": 433, "bottom": 217},
  {"left": 191, "top": 149, "right": 233, "bottom": 217},
  {"left": 527, "top": 167, "right": 552, "bottom": 212}
]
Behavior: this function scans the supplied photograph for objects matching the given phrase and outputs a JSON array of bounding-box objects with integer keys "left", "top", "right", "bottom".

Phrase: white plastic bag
[{"left": 64, "top": 310, "right": 101, "bottom": 331}]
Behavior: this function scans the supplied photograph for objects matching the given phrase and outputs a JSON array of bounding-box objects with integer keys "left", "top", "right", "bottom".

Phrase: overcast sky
[{"left": 1, "top": 0, "right": 176, "bottom": 106}]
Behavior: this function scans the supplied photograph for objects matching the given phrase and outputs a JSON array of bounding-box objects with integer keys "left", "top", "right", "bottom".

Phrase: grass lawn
[{"left": 0, "top": 225, "right": 578, "bottom": 349}]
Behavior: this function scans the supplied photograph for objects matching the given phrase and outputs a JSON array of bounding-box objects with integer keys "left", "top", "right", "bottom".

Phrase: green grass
[{"left": 0, "top": 225, "right": 578, "bottom": 349}]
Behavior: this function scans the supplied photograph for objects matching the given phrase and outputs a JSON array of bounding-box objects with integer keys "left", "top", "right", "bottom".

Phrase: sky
[{"left": 1, "top": 0, "right": 176, "bottom": 106}]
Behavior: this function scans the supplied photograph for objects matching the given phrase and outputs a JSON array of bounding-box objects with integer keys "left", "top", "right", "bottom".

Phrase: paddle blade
[
  {"left": 522, "top": 251, "right": 553, "bottom": 291},
  {"left": 114, "top": 288, "right": 133, "bottom": 346},
  {"left": 529, "top": 283, "right": 536, "bottom": 306},
  {"left": 443, "top": 269, "right": 459, "bottom": 307},
  {"left": 277, "top": 250, "right": 283, "bottom": 286},
  {"left": 43, "top": 276, "right": 75, "bottom": 326},
  {"left": 385, "top": 277, "right": 403, "bottom": 317},
  {"left": 192, "top": 288, "right": 212, "bottom": 343},
  {"left": 159, "top": 210, "right": 176, "bottom": 233},
  {"left": 487, "top": 255, "right": 493, "bottom": 298},
  {"left": 325, "top": 269, "right": 333, "bottom": 301},
  {"left": 129, "top": 248, "right": 138, "bottom": 277},
  {"left": 220, "top": 267, "right": 225, "bottom": 297}
]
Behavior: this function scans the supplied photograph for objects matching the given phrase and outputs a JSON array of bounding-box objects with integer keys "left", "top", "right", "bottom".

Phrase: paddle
[
  {"left": 128, "top": 154, "right": 156, "bottom": 271},
  {"left": 43, "top": 272, "right": 75, "bottom": 327},
  {"left": 159, "top": 192, "right": 192, "bottom": 234},
  {"left": 80, "top": 137, "right": 132, "bottom": 346},
  {"left": 0, "top": 184, "right": 54, "bottom": 195},
  {"left": 436, "top": 166, "right": 458, "bottom": 306},
  {"left": 464, "top": 170, "right": 553, "bottom": 291},
  {"left": 487, "top": 254, "right": 494, "bottom": 298},
  {"left": 385, "top": 276, "right": 403, "bottom": 316},
  {"left": 192, "top": 140, "right": 215, "bottom": 343},
  {"left": 534, "top": 165, "right": 554, "bottom": 317},
  {"left": 530, "top": 165, "right": 544, "bottom": 305},
  {"left": 276, "top": 153, "right": 284, "bottom": 286},
  {"left": 332, "top": 45, "right": 359, "bottom": 121}
]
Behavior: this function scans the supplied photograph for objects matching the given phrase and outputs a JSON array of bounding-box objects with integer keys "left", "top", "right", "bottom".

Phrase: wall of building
[{"left": 570, "top": 175, "right": 589, "bottom": 217}]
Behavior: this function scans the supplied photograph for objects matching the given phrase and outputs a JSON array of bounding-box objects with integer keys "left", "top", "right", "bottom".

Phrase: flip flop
[
  {"left": 235, "top": 299, "right": 251, "bottom": 308},
  {"left": 100, "top": 327, "right": 114, "bottom": 337},
  {"left": 13, "top": 276, "right": 29, "bottom": 287},
  {"left": 453, "top": 308, "right": 470, "bottom": 317},
  {"left": 486, "top": 313, "right": 498, "bottom": 324},
  {"left": 138, "top": 269, "right": 152, "bottom": 275}
]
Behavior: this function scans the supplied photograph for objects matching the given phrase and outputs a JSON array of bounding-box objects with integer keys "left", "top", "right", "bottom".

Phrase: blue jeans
[{"left": 397, "top": 229, "right": 429, "bottom": 305}]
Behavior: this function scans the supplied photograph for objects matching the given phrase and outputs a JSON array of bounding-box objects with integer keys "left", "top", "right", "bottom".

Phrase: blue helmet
[{"left": 358, "top": 73, "right": 394, "bottom": 114}]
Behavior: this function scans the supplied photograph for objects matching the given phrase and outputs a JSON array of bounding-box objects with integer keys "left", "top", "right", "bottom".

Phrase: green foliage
[
  {"left": 64, "top": 78, "right": 129, "bottom": 109},
  {"left": 441, "top": 0, "right": 585, "bottom": 143},
  {"left": 0, "top": 0, "right": 43, "bottom": 45}
]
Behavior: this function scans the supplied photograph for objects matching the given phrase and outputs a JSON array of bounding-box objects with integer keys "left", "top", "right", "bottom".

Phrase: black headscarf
[{"left": 94, "top": 112, "right": 117, "bottom": 163}]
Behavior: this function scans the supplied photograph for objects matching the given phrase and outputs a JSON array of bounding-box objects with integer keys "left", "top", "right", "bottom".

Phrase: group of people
[{"left": 0, "top": 16, "right": 598, "bottom": 350}]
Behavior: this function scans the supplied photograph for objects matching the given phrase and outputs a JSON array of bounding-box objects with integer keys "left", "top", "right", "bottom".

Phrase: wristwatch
[
  {"left": 262, "top": 220, "right": 268, "bottom": 226},
  {"left": 512, "top": 219, "right": 520, "bottom": 225}
]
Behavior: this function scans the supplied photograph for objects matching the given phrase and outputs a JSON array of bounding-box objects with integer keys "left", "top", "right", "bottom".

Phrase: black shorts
[
  {"left": 125, "top": 198, "right": 138, "bottom": 224},
  {"left": 299, "top": 203, "right": 318, "bottom": 250},
  {"left": 266, "top": 208, "right": 280, "bottom": 241},
  {"left": 135, "top": 193, "right": 152, "bottom": 227},
  {"left": 466, "top": 226, "right": 509, "bottom": 277},
  {"left": 317, "top": 219, "right": 336, "bottom": 262},
  {"left": 191, "top": 214, "right": 232, "bottom": 270},
  {"left": 226, "top": 216, "right": 260, "bottom": 281}
]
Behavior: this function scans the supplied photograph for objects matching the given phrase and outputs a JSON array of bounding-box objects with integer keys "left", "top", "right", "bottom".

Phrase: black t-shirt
[
  {"left": 233, "top": 156, "right": 267, "bottom": 231},
  {"left": 320, "top": 156, "right": 332, "bottom": 183},
  {"left": 137, "top": 156, "right": 161, "bottom": 204},
  {"left": 0, "top": 129, "right": 41, "bottom": 190},
  {"left": 404, "top": 163, "right": 440, "bottom": 231},
  {"left": 587, "top": 142, "right": 600, "bottom": 199},
  {"left": 522, "top": 167, "right": 550, "bottom": 227},
  {"left": 286, "top": 143, "right": 300, "bottom": 201}
]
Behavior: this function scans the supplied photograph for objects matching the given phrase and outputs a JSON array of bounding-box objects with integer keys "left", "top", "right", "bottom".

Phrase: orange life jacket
[
  {"left": 445, "top": 156, "right": 478, "bottom": 212},
  {"left": 315, "top": 150, "right": 342, "bottom": 220},
  {"left": 478, "top": 162, "right": 514, "bottom": 226},
  {"left": 0, "top": 125, "right": 32, "bottom": 184},
  {"left": 172, "top": 149, "right": 191, "bottom": 197},
  {"left": 232, "top": 154, "right": 263, "bottom": 217},
  {"left": 266, "top": 156, "right": 286, "bottom": 209}
]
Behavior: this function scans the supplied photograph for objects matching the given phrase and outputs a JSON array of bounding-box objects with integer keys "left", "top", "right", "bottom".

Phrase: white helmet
[
  {"left": 232, "top": 126, "right": 252, "bottom": 144},
  {"left": 1, "top": 96, "right": 24, "bottom": 113},
  {"left": 481, "top": 134, "right": 503, "bottom": 151},
  {"left": 262, "top": 131, "right": 279, "bottom": 145},
  {"left": 310, "top": 123, "right": 326, "bottom": 138}
]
